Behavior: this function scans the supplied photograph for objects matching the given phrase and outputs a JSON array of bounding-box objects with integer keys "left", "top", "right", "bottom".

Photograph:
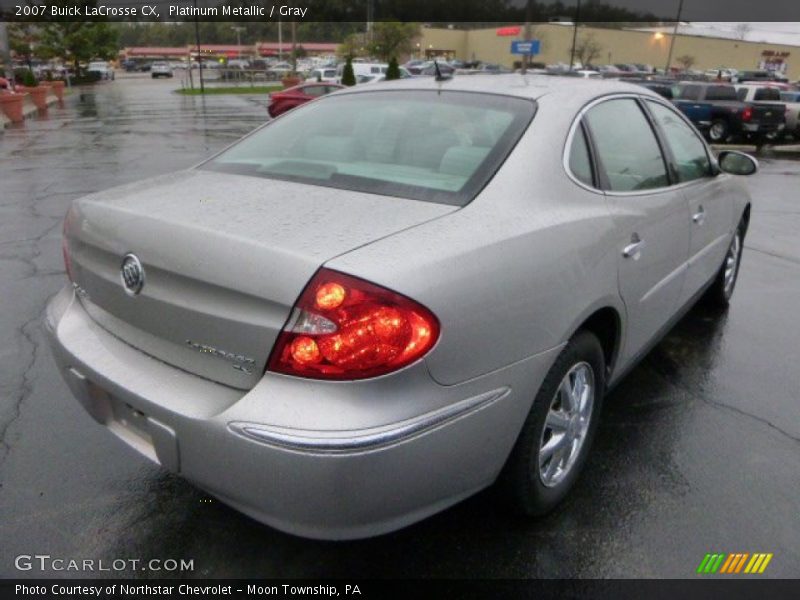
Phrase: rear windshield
[
  {"left": 754, "top": 87, "right": 781, "bottom": 101},
  {"left": 202, "top": 90, "right": 536, "bottom": 206}
]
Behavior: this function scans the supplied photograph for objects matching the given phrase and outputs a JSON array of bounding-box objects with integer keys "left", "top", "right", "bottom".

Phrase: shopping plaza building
[{"left": 418, "top": 24, "right": 799, "bottom": 79}]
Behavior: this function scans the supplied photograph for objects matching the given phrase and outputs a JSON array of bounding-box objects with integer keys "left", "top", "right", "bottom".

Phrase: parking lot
[{"left": 1, "top": 75, "right": 798, "bottom": 578}]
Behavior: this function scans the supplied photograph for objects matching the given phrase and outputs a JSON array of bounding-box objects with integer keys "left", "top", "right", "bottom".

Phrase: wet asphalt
[{"left": 0, "top": 74, "right": 798, "bottom": 579}]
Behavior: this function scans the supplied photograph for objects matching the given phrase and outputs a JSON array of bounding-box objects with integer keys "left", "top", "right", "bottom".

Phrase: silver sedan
[{"left": 46, "top": 75, "right": 756, "bottom": 539}]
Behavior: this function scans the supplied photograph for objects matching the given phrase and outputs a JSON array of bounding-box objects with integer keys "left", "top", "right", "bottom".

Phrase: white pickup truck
[
  {"left": 734, "top": 84, "right": 789, "bottom": 141},
  {"left": 779, "top": 90, "right": 800, "bottom": 141}
]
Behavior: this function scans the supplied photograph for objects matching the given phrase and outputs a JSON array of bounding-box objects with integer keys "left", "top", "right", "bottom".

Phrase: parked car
[
  {"left": 704, "top": 67, "right": 738, "bottom": 81},
  {"left": 562, "top": 70, "right": 602, "bottom": 79},
  {"left": 733, "top": 84, "right": 787, "bottom": 140},
  {"left": 735, "top": 70, "right": 789, "bottom": 84},
  {"left": 267, "top": 82, "right": 344, "bottom": 118},
  {"left": 779, "top": 91, "right": 800, "bottom": 139},
  {"left": 402, "top": 59, "right": 428, "bottom": 75},
  {"left": 309, "top": 67, "right": 339, "bottom": 83},
  {"left": 87, "top": 61, "right": 114, "bottom": 81},
  {"left": 633, "top": 81, "right": 712, "bottom": 132},
  {"left": 150, "top": 62, "right": 173, "bottom": 79},
  {"left": 264, "top": 62, "right": 294, "bottom": 81},
  {"left": 420, "top": 62, "right": 457, "bottom": 76},
  {"left": 48, "top": 76, "right": 755, "bottom": 540},
  {"left": 673, "top": 82, "right": 784, "bottom": 143},
  {"left": 336, "top": 62, "right": 389, "bottom": 82}
]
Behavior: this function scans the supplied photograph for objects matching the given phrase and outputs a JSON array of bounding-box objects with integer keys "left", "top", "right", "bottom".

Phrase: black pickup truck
[{"left": 672, "top": 82, "right": 786, "bottom": 143}]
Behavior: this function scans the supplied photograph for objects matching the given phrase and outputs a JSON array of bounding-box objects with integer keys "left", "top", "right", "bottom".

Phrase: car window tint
[
  {"left": 754, "top": 87, "right": 781, "bottom": 101},
  {"left": 647, "top": 101, "right": 711, "bottom": 183},
  {"left": 203, "top": 91, "right": 536, "bottom": 206},
  {"left": 736, "top": 88, "right": 748, "bottom": 101},
  {"left": 676, "top": 85, "right": 700, "bottom": 100},
  {"left": 705, "top": 85, "right": 738, "bottom": 101},
  {"left": 568, "top": 124, "right": 594, "bottom": 187},
  {"left": 303, "top": 85, "right": 327, "bottom": 98},
  {"left": 584, "top": 99, "right": 668, "bottom": 192}
]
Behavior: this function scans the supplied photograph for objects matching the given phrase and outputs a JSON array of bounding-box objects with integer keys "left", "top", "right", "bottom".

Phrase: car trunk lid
[{"left": 66, "top": 170, "right": 454, "bottom": 389}]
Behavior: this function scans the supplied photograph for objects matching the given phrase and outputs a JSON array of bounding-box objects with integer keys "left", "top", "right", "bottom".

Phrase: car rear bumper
[
  {"left": 44, "top": 285, "right": 559, "bottom": 539},
  {"left": 742, "top": 122, "right": 785, "bottom": 133}
]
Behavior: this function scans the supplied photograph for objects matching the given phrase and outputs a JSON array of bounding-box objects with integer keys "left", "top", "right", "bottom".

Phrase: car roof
[{"left": 334, "top": 73, "right": 661, "bottom": 103}]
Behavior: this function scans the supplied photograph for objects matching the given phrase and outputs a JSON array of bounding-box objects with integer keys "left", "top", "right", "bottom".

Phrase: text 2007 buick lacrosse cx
[{"left": 46, "top": 75, "right": 757, "bottom": 539}]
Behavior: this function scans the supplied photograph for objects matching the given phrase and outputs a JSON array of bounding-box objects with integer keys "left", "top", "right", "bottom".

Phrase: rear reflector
[{"left": 267, "top": 269, "right": 439, "bottom": 380}]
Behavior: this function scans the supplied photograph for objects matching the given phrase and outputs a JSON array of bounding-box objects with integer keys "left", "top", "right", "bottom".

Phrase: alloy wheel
[
  {"left": 537, "top": 362, "right": 595, "bottom": 488},
  {"left": 724, "top": 231, "right": 741, "bottom": 296}
]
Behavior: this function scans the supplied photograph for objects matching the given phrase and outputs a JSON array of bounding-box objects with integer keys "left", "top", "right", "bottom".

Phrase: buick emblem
[{"left": 120, "top": 254, "right": 145, "bottom": 296}]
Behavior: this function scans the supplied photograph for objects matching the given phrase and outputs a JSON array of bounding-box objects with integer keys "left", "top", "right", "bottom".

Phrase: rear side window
[
  {"left": 584, "top": 99, "right": 668, "bottom": 192},
  {"left": 754, "top": 87, "right": 781, "bottom": 101},
  {"left": 203, "top": 91, "right": 536, "bottom": 206},
  {"left": 568, "top": 125, "right": 594, "bottom": 187},
  {"left": 675, "top": 85, "right": 700, "bottom": 100},
  {"left": 705, "top": 85, "right": 738, "bottom": 101},
  {"left": 736, "top": 88, "right": 748, "bottom": 101},
  {"left": 647, "top": 101, "right": 711, "bottom": 183}
]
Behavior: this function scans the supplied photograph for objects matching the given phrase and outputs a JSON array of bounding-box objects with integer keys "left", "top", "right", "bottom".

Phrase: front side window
[
  {"left": 203, "top": 91, "right": 536, "bottom": 206},
  {"left": 647, "top": 101, "right": 711, "bottom": 183},
  {"left": 584, "top": 98, "right": 668, "bottom": 192}
]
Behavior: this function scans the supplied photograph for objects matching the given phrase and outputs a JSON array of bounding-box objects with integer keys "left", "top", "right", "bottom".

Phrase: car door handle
[
  {"left": 693, "top": 206, "right": 706, "bottom": 225},
  {"left": 622, "top": 237, "right": 646, "bottom": 259}
]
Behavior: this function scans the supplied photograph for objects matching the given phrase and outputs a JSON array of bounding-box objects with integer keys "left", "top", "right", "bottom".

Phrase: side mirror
[{"left": 717, "top": 150, "right": 759, "bottom": 176}]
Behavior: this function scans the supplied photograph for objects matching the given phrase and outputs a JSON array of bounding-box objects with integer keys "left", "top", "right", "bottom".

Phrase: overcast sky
[{"left": 701, "top": 22, "right": 800, "bottom": 45}]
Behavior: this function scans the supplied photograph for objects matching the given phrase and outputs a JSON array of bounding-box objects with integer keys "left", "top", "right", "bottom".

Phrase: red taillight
[
  {"left": 267, "top": 269, "right": 440, "bottom": 380},
  {"left": 742, "top": 106, "right": 753, "bottom": 122}
]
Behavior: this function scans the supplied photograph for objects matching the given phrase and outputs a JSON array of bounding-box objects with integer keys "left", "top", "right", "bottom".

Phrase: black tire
[
  {"left": 499, "top": 330, "right": 605, "bottom": 516},
  {"left": 703, "top": 222, "right": 745, "bottom": 308},
  {"left": 708, "top": 119, "right": 730, "bottom": 143}
]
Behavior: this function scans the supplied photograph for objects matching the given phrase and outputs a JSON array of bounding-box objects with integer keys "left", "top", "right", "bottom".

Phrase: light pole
[
  {"left": 231, "top": 26, "right": 245, "bottom": 60},
  {"left": 193, "top": 0, "right": 204, "bottom": 94},
  {"left": 665, "top": 0, "right": 685, "bottom": 74},
  {"left": 522, "top": 0, "right": 532, "bottom": 74},
  {"left": 569, "top": 0, "right": 582, "bottom": 70},
  {"left": 278, "top": 17, "right": 282, "bottom": 61}
]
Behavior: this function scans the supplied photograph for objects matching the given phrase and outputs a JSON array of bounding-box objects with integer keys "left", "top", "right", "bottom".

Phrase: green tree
[
  {"left": 368, "top": 22, "right": 419, "bottom": 63},
  {"left": 337, "top": 33, "right": 365, "bottom": 60},
  {"left": 385, "top": 57, "right": 401, "bottom": 80},
  {"left": 341, "top": 56, "right": 356, "bottom": 86},
  {"left": 31, "top": 2, "right": 119, "bottom": 72}
]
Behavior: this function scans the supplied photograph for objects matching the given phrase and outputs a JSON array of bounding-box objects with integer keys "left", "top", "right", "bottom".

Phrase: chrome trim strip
[{"left": 229, "top": 387, "right": 510, "bottom": 454}]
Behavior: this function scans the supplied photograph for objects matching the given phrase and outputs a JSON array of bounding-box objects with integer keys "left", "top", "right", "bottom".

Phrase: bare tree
[
  {"left": 677, "top": 54, "right": 696, "bottom": 70},
  {"left": 570, "top": 33, "right": 603, "bottom": 68},
  {"left": 733, "top": 23, "right": 752, "bottom": 41}
]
